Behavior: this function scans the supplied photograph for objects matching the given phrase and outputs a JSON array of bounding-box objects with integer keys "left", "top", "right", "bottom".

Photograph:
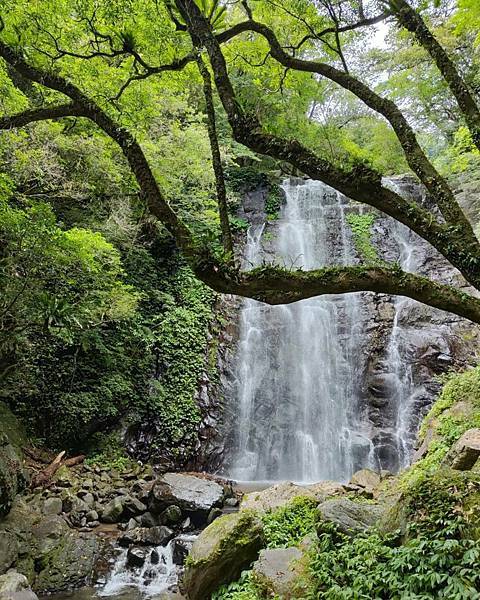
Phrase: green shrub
[
  {"left": 262, "top": 496, "right": 318, "bottom": 549},
  {"left": 403, "top": 365, "right": 480, "bottom": 486}
]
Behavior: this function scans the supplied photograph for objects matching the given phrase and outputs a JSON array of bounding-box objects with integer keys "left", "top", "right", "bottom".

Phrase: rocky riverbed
[{"left": 0, "top": 461, "right": 238, "bottom": 599}]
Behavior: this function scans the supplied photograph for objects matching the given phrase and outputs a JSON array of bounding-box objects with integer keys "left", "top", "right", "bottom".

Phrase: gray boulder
[
  {"left": 349, "top": 469, "right": 381, "bottom": 495},
  {"left": 252, "top": 548, "right": 306, "bottom": 599},
  {"left": 182, "top": 511, "right": 264, "bottom": 599},
  {"left": 443, "top": 429, "right": 480, "bottom": 470},
  {"left": 240, "top": 481, "right": 344, "bottom": 514},
  {"left": 149, "top": 473, "right": 223, "bottom": 516},
  {"left": 119, "top": 526, "right": 174, "bottom": 547},
  {"left": 317, "top": 498, "right": 384, "bottom": 535},
  {"left": 33, "top": 531, "right": 100, "bottom": 594},
  {"left": 0, "top": 569, "right": 38, "bottom": 600},
  {"left": 42, "top": 497, "right": 62, "bottom": 516},
  {"left": 100, "top": 496, "right": 125, "bottom": 523}
]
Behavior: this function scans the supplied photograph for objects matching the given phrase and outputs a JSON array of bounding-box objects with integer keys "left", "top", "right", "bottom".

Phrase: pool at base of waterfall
[{"left": 42, "top": 536, "right": 194, "bottom": 600}]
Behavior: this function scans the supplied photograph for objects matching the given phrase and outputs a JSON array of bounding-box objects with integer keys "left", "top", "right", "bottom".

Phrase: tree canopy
[{"left": 1, "top": 0, "right": 480, "bottom": 322}]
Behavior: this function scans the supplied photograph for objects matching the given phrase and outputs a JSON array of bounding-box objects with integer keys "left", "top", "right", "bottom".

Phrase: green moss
[
  {"left": 346, "top": 212, "right": 380, "bottom": 264},
  {"left": 403, "top": 365, "right": 480, "bottom": 487},
  {"left": 265, "top": 183, "right": 284, "bottom": 221}
]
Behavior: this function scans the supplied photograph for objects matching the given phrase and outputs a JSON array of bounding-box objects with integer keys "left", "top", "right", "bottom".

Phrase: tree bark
[
  {"left": 196, "top": 54, "right": 234, "bottom": 257},
  {"left": 390, "top": 0, "right": 480, "bottom": 152}
]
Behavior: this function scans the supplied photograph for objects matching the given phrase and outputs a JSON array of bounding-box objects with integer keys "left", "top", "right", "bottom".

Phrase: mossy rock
[
  {"left": 381, "top": 468, "right": 480, "bottom": 540},
  {"left": 182, "top": 510, "right": 264, "bottom": 599},
  {"left": 33, "top": 530, "right": 100, "bottom": 594},
  {"left": 0, "top": 402, "right": 28, "bottom": 518}
]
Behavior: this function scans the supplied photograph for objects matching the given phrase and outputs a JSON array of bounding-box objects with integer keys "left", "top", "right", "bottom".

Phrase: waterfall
[
  {"left": 228, "top": 179, "right": 373, "bottom": 483},
  {"left": 222, "top": 176, "right": 461, "bottom": 483}
]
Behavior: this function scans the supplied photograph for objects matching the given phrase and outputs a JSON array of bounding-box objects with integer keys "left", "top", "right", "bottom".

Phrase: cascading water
[{"left": 228, "top": 179, "right": 374, "bottom": 483}]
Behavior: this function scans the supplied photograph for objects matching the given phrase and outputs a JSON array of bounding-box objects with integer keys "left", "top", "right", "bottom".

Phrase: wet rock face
[{"left": 362, "top": 175, "right": 479, "bottom": 471}]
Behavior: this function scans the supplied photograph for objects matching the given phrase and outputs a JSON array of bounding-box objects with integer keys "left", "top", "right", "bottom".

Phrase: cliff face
[{"left": 205, "top": 176, "right": 479, "bottom": 479}]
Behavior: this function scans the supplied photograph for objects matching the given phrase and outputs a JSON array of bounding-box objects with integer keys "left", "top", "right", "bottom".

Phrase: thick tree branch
[
  {"left": 217, "top": 18, "right": 475, "bottom": 243},
  {"left": 389, "top": 0, "right": 480, "bottom": 152},
  {"left": 0, "top": 104, "right": 81, "bottom": 129},
  {"left": 2, "top": 32, "right": 480, "bottom": 324},
  {"left": 196, "top": 54, "right": 234, "bottom": 257},
  {"left": 198, "top": 264, "right": 480, "bottom": 324}
]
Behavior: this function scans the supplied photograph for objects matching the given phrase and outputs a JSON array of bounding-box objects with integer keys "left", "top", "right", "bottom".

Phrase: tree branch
[
  {"left": 389, "top": 0, "right": 480, "bottom": 152},
  {"left": 217, "top": 18, "right": 475, "bottom": 244},
  {"left": 0, "top": 103, "right": 82, "bottom": 129},
  {"left": 196, "top": 54, "right": 234, "bottom": 257},
  {"left": 198, "top": 263, "right": 480, "bottom": 324},
  {"left": 0, "top": 39, "right": 198, "bottom": 260},
  {"left": 174, "top": 0, "right": 480, "bottom": 290}
]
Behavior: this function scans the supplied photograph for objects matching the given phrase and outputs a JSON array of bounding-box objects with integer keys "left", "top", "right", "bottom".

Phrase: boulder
[
  {"left": 123, "top": 496, "right": 147, "bottom": 517},
  {"left": 33, "top": 531, "right": 100, "bottom": 594},
  {"left": 0, "top": 531, "right": 18, "bottom": 574},
  {"left": 160, "top": 505, "right": 182, "bottom": 525},
  {"left": 118, "top": 526, "right": 174, "bottom": 547},
  {"left": 317, "top": 498, "right": 384, "bottom": 536},
  {"left": 100, "top": 496, "right": 125, "bottom": 523},
  {"left": 252, "top": 548, "right": 306, "bottom": 599},
  {"left": 149, "top": 473, "right": 223, "bottom": 517},
  {"left": 172, "top": 536, "right": 195, "bottom": 566},
  {"left": 42, "top": 497, "right": 63, "bottom": 516},
  {"left": 349, "top": 469, "right": 381, "bottom": 494},
  {"left": 0, "top": 569, "right": 38, "bottom": 600},
  {"left": 127, "top": 546, "right": 149, "bottom": 568},
  {"left": 240, "top": 481, "right": 343, "bottom": 514},
  {"left": 442, "top": 429, "right": 480, "bottom": 471},
  {"left": 182, "top": 511, "right": 264, "bottom": 600}
]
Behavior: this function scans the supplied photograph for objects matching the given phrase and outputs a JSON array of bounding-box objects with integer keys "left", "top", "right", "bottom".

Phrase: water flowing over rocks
[{"left": 219, "top": 176, "right": 479, "bottom": 481}]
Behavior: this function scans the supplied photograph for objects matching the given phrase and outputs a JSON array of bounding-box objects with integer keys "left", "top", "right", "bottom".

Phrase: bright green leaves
[
  {"left": 346, "top": 212, "right": 381, "bottom": 265},
  {"left": 0, "top": 198, "right": 138, "bottom": 350}
]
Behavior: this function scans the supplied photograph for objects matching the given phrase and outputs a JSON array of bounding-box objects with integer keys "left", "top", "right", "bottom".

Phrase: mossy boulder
[
  {"left": 33, "top": 530, "right": 100, "bottom": 594},
  {"left": 317, "top": 498, "right": 385, "bottom": 536},
  {"left": 381, "top": 468, "right": 480, "bottom": 540},
  {"left": 0, "top": 402, "right": 28, "bottom": 518},
  {"left": 0, "top": 498, "right": 102, "bottom": 593},
  {"left": 252, "top": 547, "right": 308, "bottom": 599},
  {"left": 182, "top": 510, "right": 264, "bottom": 599}
]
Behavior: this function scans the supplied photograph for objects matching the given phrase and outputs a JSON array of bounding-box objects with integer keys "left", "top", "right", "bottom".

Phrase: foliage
[
  {"left": 265, "top": 184, "right": 284, "bottom": 221},
  {"left": 403, "top": 365, "right": 480, "bottom": 486},
  {"left": 346, "top": 212, "right": 380, "bottom": 264},
  {"left": 84, "top": 432, "right": 135, "bottom": 471},
  {"left": 212, "top": 570, "right": 262, "bottom": 600},
  {"left": 262, "top": 496, "right": 318, "bottom": 549},
  {"left": 308, "top": 471, "right": 480, "bottom": 599}
]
